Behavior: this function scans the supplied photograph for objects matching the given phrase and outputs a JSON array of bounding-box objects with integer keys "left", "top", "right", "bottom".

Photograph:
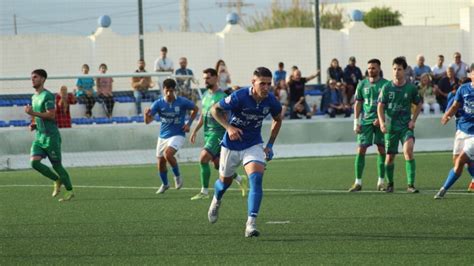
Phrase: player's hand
[
  {"left": 441, "top": 115, "right": 451, "bottom": 125},
  {"left": 182, "top": 124, "right": 191, "bottom": 133},
  {"left": 264, "top": 144, "right": 274, "bottom": 161},
  {"left": 144, "top": 107, "right": 151, "bottom": 117},
  {"left": 24, "top": 105, "right": 33, "bottom": 115},
  {"left": 227, "top": 125, "right": 243, "bottom": 141},
  {"left": 189, "top": 132, "right": 196, "bottom": 144},
  {"left": 373, "top": 119, "right": 380, "bottom": 127},
  {"left": 380, "top": 123, "right": 387, "bottom": 133},
  {"left": 354, "top": 124, "right": 361, "bottom": 134},
  {"left": 408, "top": 120, "right": 416, "bottom": 130},
  {"left": 29, "top": 123, "right": 37, "bottom": 132}
]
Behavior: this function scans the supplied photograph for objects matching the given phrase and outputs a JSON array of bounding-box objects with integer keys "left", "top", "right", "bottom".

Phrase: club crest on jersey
[
  {"left": 224, "top": 96, "right": 231, "bottom": 104},
  {"left": 404, "top": 93, "right": 408, "bottom": 99},
  {"left": 174, "top": 106, "right": 180, "bottom": 112},
  {"left": 263, "top": 107, "right": 270, "bottom": 115}
]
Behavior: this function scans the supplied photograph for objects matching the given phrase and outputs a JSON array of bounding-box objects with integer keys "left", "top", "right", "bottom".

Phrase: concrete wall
[{"left": 1, "top": 6, "right": 473, "bottom": 94}]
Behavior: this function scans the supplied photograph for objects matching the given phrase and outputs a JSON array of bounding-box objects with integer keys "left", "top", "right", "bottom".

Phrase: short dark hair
[
  {"left": 163, "top": 78, "right": 176, "bottom": 89},
  {"left": 392, "top": 56, "right": 407, "bottom": 69},
  {"left": 278, "top": 62, "right": 284, "bottom": 68},
  {"left": 438, "top": 55, "right": 444, "bottom": 58},
  {"left": 253, "top": 67, "right": 272, "bottom": 78},
  {"left": 82, "top": 64, "right": 90, "bottom": 70},
  {"left": 31, "top": 69, "right": 47, "bottom": 79},
  {"left": 99, "top": 63, "right": 107, "bottom": 69},
  {"left": 161, "top": 46, "right": 168, "bottom": 52},
  {"left": 367, "top": 58, "right": 381, "bottom": 66},
  {"left": 203, "top": 68, "right": 217, "bottom": 76}
]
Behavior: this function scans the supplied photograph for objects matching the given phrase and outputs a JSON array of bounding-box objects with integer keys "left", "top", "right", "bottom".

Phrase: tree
[
  {"left": 320, "top": 4, "right": 345, "bottom": 30},
  {"left": 363, "top": 6, "right": 402, "bottom": 28}
]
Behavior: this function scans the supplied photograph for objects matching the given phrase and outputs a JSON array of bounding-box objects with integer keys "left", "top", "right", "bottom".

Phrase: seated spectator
[
  {"left": 436, "top": 66, "right": 458, "bottom": 112},
  {"left": 75, "top": 64, "right": 95, "bottom": 118},
  {"left": 55, "top": 85, "right": 77, "bottom": 128},
  {"left": 216, "top": 59, "right": 231, "bottom": 90},
  {"left": 321, "top": 79, "right": 351, "bottom": 118},
  {"left": 343, "top": 56, "right": 363, "bottom": 105},
  {"left": 431, "top": 54, "right": 447, "bottom": 84},
  {"left": 273, "top": 62, "right": 287, "bottom": 86},
  {"left": 274, "top": 79, "right": 288, "bottom": 119},
  {"left": 401, "top": 56, "right": 415, "bottom": 84},
  {"left": 413, "top": 54, "right": 432, "bottom": 82},
  {"left": 132, "top": 59, "right": 156, "bottom": 115},
  {"left": 96, "top": 63, "right": 115, "bottom": 118},
  {"left": 327, "top": 58, "right": 344, "bottom": 83},
  {"left": 288, "top": 69, "right": 320, "bottom": 119},
  {"left": 175, "top": 57, "right": 198, "bottom": 102},
  {"left": 418, "top": 73, "right": 440, "bottom": 115},
  {"left": 449, "top": 52, "right": 469, "bottom": 80}
]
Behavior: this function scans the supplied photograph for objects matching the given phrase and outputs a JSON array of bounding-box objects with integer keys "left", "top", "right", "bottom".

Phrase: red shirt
[{"left": 55, "top": 93, "right": 77, "bottom": 128}]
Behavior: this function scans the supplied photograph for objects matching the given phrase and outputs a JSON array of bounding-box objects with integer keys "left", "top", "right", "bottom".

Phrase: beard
[{"left": 205, "top": 83, "right": 213, "bottom": 89}]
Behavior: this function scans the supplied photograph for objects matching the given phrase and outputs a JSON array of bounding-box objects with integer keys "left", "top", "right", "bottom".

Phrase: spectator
[
  {"left": 175, "top": 57, "right": 198, "bottom": 102},
  {"left": 321, "top": 79, "right": 351, "bottom": 118},
  {"left": 436, "top": 66, "right": 459, "bottom": 112},
  {"left": 132, "top": 59, "right": 156, "bottom": 115},
  {"left": 431, "top": 54, "right": 447, "bottom": 84},
  {"left": 215, "top": 59, "right": 231, "bottom": 90},
  {"left": 413, "top": 54, "right": 432, "bottom": 82},
  {"left": 286, "top": 65, "right": 298, "bottom": 83},
  {"left": 343, "top": 56, "right": 363, "bottom": 105},
  {"left": 75, "top": 64, "right": 95, "bottom": 118},
  {"left": 449, "top": 52, "right": 469, "bottom": 80},
  {"left": 327, "top": 58, "right": 344, "bottom": 83},
  {"left": 96, "top": 63, "right": 115, "bottom": 118},
  {"left": 154, "top": 46, "right": 174, "bottom": 91},
  {"left": 287, "top": 69, "right": 320, "bottom": 119},
  {"left": 401, "top": 56, "right": 415, "bottom": 84},
  {"left": 418, "top": 73, "right": 440, "bottom": 115},
  {"left": 55, "top": 85, "right": 77, "bottom": 128},
  {"left": 274, "top": 79, "right": 288, "bottom": 119},
  {"left": 273, "top": 62, "right": 287, "bottom": 86}
]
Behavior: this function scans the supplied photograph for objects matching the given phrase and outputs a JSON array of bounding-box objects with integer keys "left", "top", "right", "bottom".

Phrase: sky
[{"left": 0, "top": 0, "right": 277, "bottom": 36}]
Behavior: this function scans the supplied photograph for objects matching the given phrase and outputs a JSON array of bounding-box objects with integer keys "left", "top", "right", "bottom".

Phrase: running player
[
  {"left": 145, "top": 78, "right": 198, "bottom": 194},
  {"left": 26, "top": 69, "right": 74, "bottom": 202}
]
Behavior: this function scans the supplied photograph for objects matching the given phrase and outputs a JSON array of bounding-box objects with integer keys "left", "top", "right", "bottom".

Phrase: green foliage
[
  {"left": 320, "top": 4, "right": 345, "bottom": 30},
  {"left": 363, "top": 6, "right": 402, "bottom": 28}
]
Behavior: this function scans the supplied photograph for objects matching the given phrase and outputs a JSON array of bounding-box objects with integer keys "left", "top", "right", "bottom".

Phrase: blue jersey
[
  {"left": 454, "top": 83, "right": 474, "bottom": 134},
  {"left": 219, "top": 87, "right": 282, "bottom": 151},
  {"left": 150, "top": 96, "right": 195, "bottom": 138},
  {"left": 447, "top": 91, "right": 463, "bottom": 130}
]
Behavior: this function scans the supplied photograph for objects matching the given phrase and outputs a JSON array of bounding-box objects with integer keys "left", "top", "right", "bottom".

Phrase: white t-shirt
[
  {"left": 449, "top": 62, "right": 469, "bottom": 80},
  {"left": 431, "top": 64, "right": 447, "bottom": 76},
  {"left": 154, "top": 57, "right": 174, "bottom": 72}
]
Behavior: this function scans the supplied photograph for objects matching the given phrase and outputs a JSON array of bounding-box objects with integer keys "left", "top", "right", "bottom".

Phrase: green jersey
[
  {"left": 355, "top": 78, "right": 388, "bottom": 125},
  {"left": 378, "top": 81, "right": 421, "bottom": 132},
  {"left": 31, "top": 89, "right": 59, "bottom": 137},
  {"left": 201, "top": 89, "right": 226, "bottom": 135}
]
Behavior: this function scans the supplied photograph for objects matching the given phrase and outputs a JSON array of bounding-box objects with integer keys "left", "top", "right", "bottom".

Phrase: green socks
[
  {"left": 31, "top": 160, "right": 59, "bottom": 182},
  {"left": 200, "top": 163, "right": 211, "bottom": 189},
  {"left": 386, "top": 163, "right": 395, "bottom": 183},
  {"left": 406, "top": 159, "right": 416, "bottom": 185},
  {"left": 377, "top": 154, "right": 386, "bottom": 179},
  {"left": 52, "top": 163, "right": 73, "bottom": 191},
  {"left": 355, "top": 154, "right": 365, "bottom": 179}
]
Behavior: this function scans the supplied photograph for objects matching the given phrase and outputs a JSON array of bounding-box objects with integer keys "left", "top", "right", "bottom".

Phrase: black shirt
[{"left": 288, "top": 78, "right": 307, "bottom": 102}]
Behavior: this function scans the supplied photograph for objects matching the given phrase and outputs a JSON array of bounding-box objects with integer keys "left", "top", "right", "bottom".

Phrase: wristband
[{"left": 266, "top": 143, "right": 273, "bottom": 149}]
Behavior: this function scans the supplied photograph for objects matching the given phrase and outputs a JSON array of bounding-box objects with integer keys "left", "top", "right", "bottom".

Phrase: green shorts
[
  {"left": 30, "top": 134, "right": 62, "bottom": 162},
  {"left": 203, "top": 133, "right": 223, "bottom": 158},
  {"left": 357, "top": 124, "right": 384, "bottom": 147},
  {"left": 385, "top": 128, "right": 415, "bottom": 154}
]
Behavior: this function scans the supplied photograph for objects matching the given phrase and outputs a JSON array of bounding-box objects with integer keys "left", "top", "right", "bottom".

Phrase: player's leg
[
  {"left": 374, "top": 126, "right": 386, "bottom": 191},
  {"left": 30, "top": 141, "right": 61, "bottom": 197},
  {"left": 350, "top": 124, "right": 371, "bottom": 192},
  {"left": 402, "top": 130, "right": 418, "bottom": 193},
  {"left": 163, "top": 136, "right": 185, "bottom": 189},
  {"left": 435, "top": 152, "right": 470, "bottom": 199},
  {"left": 384, "top": 131, "right": 399, "bottom": 193},
  {"left": 155, "top": 138, "right": 170, "bottom": 193},
  {"left": 208, "top": 147, "right": 239, "bottom": 224},
  {"left": 47, "top": 137, "right": 74, "bottom": 201},
  {"left": 191, "top": 149, "right": 213, "bottom": 200},
  {"left": 467, "top": 161, "right": 474, "bottom": 192}
]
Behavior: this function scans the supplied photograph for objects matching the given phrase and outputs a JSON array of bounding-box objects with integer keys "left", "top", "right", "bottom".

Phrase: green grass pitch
[{"left": 1, "top": 152, "right": 473, "bottom": 264}]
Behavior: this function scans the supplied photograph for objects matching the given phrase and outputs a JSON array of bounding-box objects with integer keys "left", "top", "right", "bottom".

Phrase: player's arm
[
  {"left": 409, "top": 102, "right": 422, "bottom": 130},
  {"left": 24, "top": 106, "right": 55, "bottom": 120},
  {"left": 377, "top": 102, "right": 386, "bottom": 133},
  {"left": 189, "top": 113, "right": 204, "bottom": 144},
  {"left": 265, "top": 113, "right": 282, "bottom": 161},
  {"left": 211, "top": 102, "right": 242, "bottom": 141},
  {"left": 182, "top": 105, "right": 199, "bottom": 133},
  {"left": 442, "top": 101, "right": 461, "bottom": 125},
  {"left": 353, "top": 100, "right": 362, "bottom": 133}
]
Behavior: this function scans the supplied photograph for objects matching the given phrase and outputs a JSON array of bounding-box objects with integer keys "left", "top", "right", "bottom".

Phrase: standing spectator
[
  {"left": 413, "top": 54, "right": 432, "bottom": 82},
  {"left": 343, "top": 56, "right": 363, "bottom": 105},
  {"left": 154, "top": 46, "right": 174, "bottom": 91},
  {"left": 175, "top": 57, "right": 198, "bottom": 102},
  {"left": 215, "top": 59, "right": 231, "bottom": 90},
  {"left": 401, "top": 56, "right": 415, "bottom": 84},
  {"left": 55, "top": 85, "right": 77, "bottom": 128},
  {"left": 287, "top": 69, "right": 320, "bottom": 119},
  {"left": 96, "top": 63, "right": 115, "bottom": 118},
  {"left": 436, "top": 67, "right": 459, "bottom": 112},
  {"left": 431, "top": 55, "right": 447, "bottom": 84},
  {"left": 286, "top": 65, "right": 298, "bottom": 83},
  {"left": 449, "top": 52, "right": 470, "bottom": 80},
  {"left": 274, "top": 79, "right": 288, "bottom": 119},
  {"left": 75, "top": 64, "right": 95, "bottom": 118},
  {"left": 273, "top": 62, "right": 287, "bottom": 86},
  {"left": 327, "top": 58, "right": 344, "bottom": 83},
  {"left": 321, "top": 79, "right": 351, "bottom": 118},
  {"left": 418, "top": 73, "right": 440, "bottom": 115},
  {"left": 132, "top": 59, "right": 156, "bottom": 115}
]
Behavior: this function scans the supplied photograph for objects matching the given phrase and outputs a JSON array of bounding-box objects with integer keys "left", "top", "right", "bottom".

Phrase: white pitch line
[{"left": 0, "top": 184, "right": 472, "bottom": 196}]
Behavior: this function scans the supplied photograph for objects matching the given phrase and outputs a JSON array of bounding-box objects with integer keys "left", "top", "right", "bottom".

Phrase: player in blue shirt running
[
  {"left": 144, "top": 78, "right": 198, "bottom": 194},
  {"left": 435, "top": 64, "right": 474, "bottom": 199},
  {"left": 207, "top": 67, "right": 282, "bottom": 237}
]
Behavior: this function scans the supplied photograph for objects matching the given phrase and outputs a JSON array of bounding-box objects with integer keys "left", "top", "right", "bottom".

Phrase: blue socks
[
  {"left": 172, "top": 165, "right": 180, "bottom": 177},
  {"left": 159, "top": 171, "right": 168, "bottom": 186},
  {"left": 248, "top": 172, "right": 263, "bottom": 218},
  {"left": 467, "top": 163, "right": 474, "bottom": 177},
  {"left": 214, "top": 179, "right": 231, "bottom": 200},
  {"left": 442, "top": 169, "right": 460, "bottom": 190}
]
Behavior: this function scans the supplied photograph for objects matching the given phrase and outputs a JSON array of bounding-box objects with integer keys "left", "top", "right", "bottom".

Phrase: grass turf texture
[{"left": 1, "top": 152, "right": 473, "bottom": 264}]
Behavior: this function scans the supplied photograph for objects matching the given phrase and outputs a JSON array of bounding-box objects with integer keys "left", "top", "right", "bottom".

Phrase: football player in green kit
[
  {"left": 189, "top": 68, "right": 247, "bottom": 200},
  {"left": 349, "top": 59, "right": 388, "bottom": 192},
  {"left": 26, "top": 69, "right": 74, "bottom": 201},
  {"left": 377, "top": 57, "right": 422, "bottom": 193}
]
